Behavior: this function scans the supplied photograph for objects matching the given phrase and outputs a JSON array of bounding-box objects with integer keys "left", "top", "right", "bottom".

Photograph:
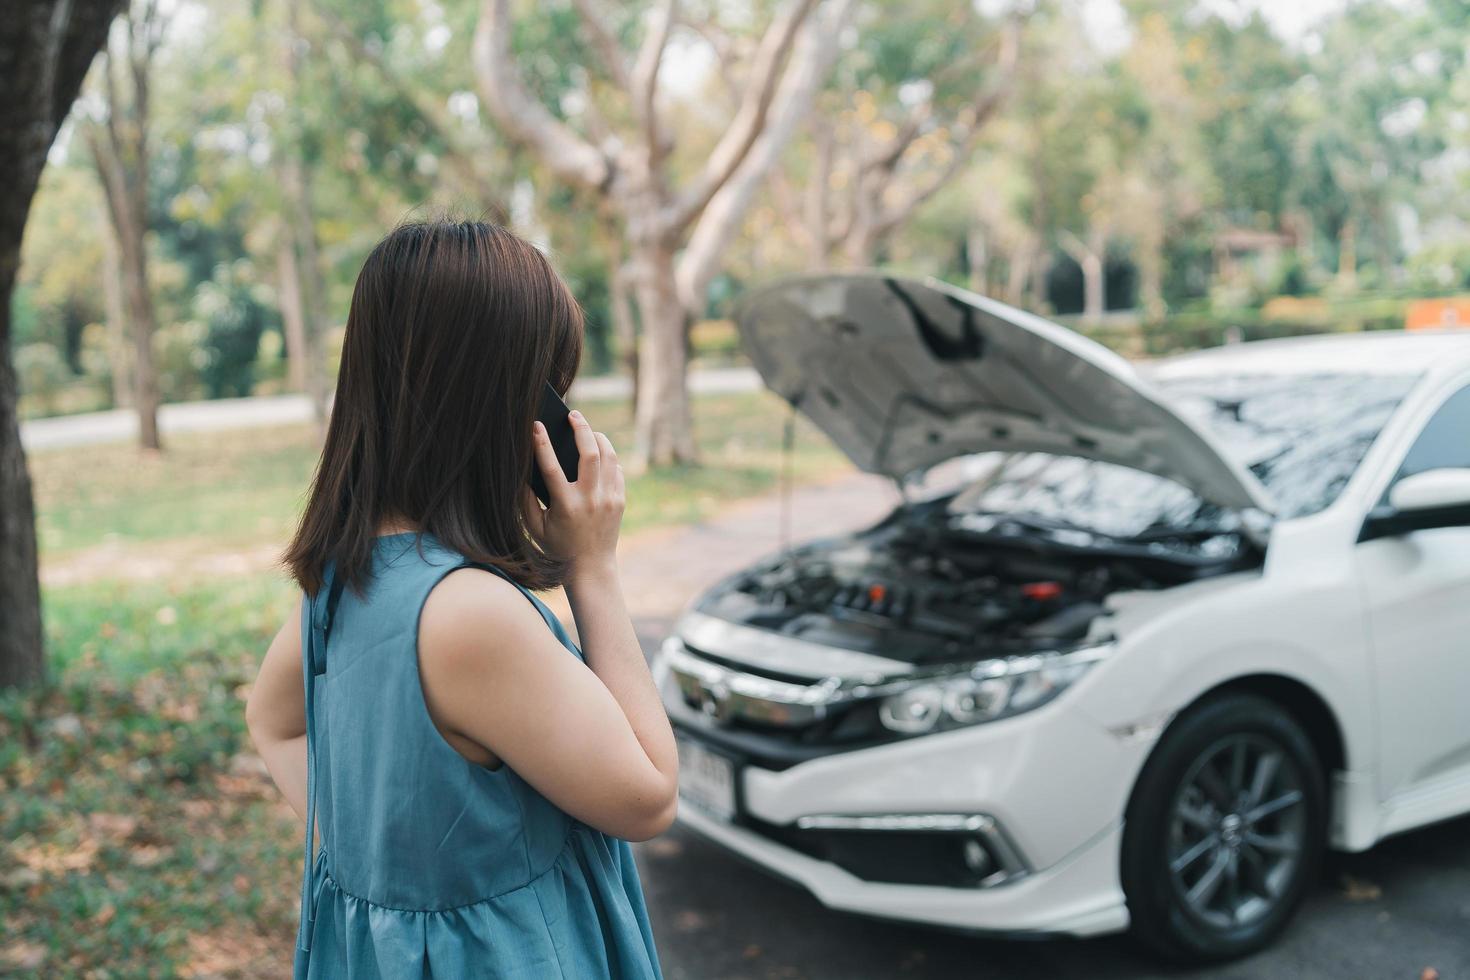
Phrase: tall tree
[
  {"left": 473, "top": 0, "right": 839, "bottom": 468},
  {"left": 275, "top": 0, "right": 331, "bottom": 428},
  {"left": 773, "top": 1, "right": 1021, "bottom": 269},
  {"left": 85, "top": 0, "right": 166, "bottom": 450},
  {"left": 1, "top": 0, "right": 125, "bottom": 690}
]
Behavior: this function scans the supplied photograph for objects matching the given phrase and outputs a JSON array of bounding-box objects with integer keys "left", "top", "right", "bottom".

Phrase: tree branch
[
  {"left": 661, "top": 0, "right": 820, "bottom": 234},
  {"left": 675, "top": 0, "right": 851, "bottom": 308},
  {"left": 860, "top": 104, "right": 928, "bottom": 176},
  {"left": 569, "top": 0, "right": 631, "bottom": 89},
  {"left": 868, "top": 15, "right": 1021, "bottom": 239},
  {"left": 682, "top": 17, "right": 742, "bottom": 106},
  {"left": 630, "top": 0, "right": 676, "bottom": 173},
  {"left": 473, "top": 0, "right": 611, "bottom": 191},
  {"left": 317, "top": 6, "right": 488, "bottom": 191}
]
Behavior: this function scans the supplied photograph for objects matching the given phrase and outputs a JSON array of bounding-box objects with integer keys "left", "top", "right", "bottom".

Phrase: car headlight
[{"left": 877, "top": 642, "right": 1112, "bottom": 734}]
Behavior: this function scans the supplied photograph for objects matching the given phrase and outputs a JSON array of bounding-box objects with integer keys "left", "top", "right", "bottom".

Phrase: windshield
[{"left": 938, "top": 371, "right": 1420, "bottom": 537}]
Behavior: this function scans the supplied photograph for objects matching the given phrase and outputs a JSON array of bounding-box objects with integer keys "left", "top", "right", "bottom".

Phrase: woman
[{"left": 245, "top": 219, "right": 674, "bottom": 978}]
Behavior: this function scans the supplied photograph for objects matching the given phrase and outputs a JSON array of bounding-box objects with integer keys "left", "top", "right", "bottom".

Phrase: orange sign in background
[{"left": 1406, "top": 298, "right": 1470, "bottom": 331}]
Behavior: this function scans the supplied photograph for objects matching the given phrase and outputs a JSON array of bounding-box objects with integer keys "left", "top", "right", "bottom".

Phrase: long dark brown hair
[{"left": 284, "top": 218, "right": 584, "bottom": 597}]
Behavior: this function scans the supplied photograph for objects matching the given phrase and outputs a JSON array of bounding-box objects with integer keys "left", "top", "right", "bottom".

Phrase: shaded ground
[{"left": 617, "top": 473, "right": 1470, "bottom": 980}]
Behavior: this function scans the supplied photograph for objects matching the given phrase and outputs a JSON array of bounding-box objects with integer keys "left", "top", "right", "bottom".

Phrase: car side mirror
[
  {"left": 1388, "top": 468, "right": 1470, "bottom": 512},
  {"left": 1360, "top": 467, "right": 1470, "bottom": 542}
]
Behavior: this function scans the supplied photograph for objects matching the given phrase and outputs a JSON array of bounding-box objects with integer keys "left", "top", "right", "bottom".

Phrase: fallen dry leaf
[
  {"left": 87, "top": 812, "right": 139, "bottom": 841},
  {"left": 17, "top": 836, "right": 99, "bottom": 874},
  {"left": 1340, "top": 874, "right": 1382, "bottom": 902},
  {"left": 128, "top": 844, "right": 170, "bottom": 868},
  {"left": 0, "top": 940, "right": 47, "bottom": 970}
]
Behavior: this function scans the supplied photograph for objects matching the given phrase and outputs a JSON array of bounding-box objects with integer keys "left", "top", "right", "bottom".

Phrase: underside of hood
[{"left": 734, "top": 273, "right": 1275, "bottom": 514}]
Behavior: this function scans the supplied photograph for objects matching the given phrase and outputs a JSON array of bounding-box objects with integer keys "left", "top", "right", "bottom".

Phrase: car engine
[{"left": 694, "top": 500, "right": 1257, "bottom": 665}]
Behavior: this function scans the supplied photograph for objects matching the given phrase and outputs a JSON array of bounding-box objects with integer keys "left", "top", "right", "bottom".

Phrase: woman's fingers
[
  {"left": 594, "top": 431, "right": 619, "bottom": 483},
  {"left": 568, "top": 410, "right": 601, "bottom": 489},
  {"left": 531, "top": 420, "right": 571, "bottom": 501}
]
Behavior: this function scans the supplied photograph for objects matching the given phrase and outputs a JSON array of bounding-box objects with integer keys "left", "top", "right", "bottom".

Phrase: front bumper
[
  {"left": 678, "top": 803, "right": 1129, "bottom": 937},
  {"left": 667, "top": 678, "right": 1148, "bottom": 937}
]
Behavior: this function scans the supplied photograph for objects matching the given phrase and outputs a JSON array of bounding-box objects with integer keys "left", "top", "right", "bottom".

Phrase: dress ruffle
[{"left": 299, "top": 825, "right": 661, "bottom": 979}]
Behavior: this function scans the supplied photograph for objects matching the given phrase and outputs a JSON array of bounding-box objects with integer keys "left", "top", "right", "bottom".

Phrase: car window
[
  {"left": 936, "top": 371, "right": 1419, "bottom": 533},
  {"left": 1390, "top": 384, "right": 1470, "bottom": 484}
]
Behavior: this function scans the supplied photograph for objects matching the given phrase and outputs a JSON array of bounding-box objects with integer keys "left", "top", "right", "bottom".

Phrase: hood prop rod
[{"left": 780, "top": 401, "right": 797, "bottom": 553}]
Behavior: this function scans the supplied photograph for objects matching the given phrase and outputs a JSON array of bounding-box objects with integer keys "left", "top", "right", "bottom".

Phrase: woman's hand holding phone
[
  {"left": 525, "top": 408, "right": 625, "bottom": 572},
  {"left": 521, "top": 406, "right": 677, "bottom": 837}
]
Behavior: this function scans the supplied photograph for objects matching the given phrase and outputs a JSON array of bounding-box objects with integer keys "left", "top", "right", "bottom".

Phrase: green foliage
[
  {"left": 13, "top": 0, "right": 1470, "bottom": 424},
  {"left": 14, "top": 344, "right": 71, "bottom": 415},
  {"left": 0, "top": 601, "right": 299, "bottom": 975},
  {"left": 196, "top": 268, "right": 277, "bottom": 399}
]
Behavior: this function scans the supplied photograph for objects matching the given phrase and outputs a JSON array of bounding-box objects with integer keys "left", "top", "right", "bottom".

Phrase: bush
[{"left": 15, "top": 343, "right": 71, "bottom": 415}]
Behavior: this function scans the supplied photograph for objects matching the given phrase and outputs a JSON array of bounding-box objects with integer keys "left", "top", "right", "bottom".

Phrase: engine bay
[{"left": 694, "top": 499, "right": 1259, "bottom": 665}]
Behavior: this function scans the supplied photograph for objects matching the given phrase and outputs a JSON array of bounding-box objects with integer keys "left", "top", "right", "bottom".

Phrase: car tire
[{"left": 1121, "top": 692, "right": 1327, "bottom": 963}]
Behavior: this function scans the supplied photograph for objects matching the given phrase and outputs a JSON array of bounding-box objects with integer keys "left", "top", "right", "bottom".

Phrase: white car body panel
[{"left": 664, "top": 329, "right": 1470, "bottom": 937}]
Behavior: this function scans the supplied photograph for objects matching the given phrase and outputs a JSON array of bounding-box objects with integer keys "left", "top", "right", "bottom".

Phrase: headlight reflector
[
  {"left": 877, "top": 684, "right": 945, "bottom": 733},
  {"left": 876, "top": 642, "right": 1111, "bottom": 734}
]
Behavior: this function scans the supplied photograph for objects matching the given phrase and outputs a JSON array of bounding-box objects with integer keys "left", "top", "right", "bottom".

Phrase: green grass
[
  {"left": 0, "top": 647, "right": 301, "bottom": 976},
  {"left": 42, "top": 574, "right": 297, "bottom": 682}
]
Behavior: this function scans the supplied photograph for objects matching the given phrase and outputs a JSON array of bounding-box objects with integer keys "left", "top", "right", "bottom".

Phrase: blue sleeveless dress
[{"left": 293, "top": 532, "right": 664, "bottom": 979}]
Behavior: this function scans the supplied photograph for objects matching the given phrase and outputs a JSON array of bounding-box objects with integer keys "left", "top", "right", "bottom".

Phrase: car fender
[{"left": 1068, "top": 558, "right": 1373, "bottom": 784}]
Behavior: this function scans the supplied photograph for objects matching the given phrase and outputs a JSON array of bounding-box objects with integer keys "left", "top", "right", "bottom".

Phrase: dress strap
[{"left": 295, "top": 562, "right": 345, "bottom": 966}]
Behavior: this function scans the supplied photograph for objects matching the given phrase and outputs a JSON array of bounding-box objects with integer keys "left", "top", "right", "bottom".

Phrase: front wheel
[{"left": 1121, "top": 693, "right": 1327, "bottom": 962}]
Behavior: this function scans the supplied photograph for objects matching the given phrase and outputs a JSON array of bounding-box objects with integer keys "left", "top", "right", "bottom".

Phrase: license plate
[{"left": 676, "top": 735, "right": 736, "bottom": 821}]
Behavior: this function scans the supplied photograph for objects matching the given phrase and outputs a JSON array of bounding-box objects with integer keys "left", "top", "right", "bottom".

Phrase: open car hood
[{"left": 734, "top": 273, "right": 1275, "bottom": 514}]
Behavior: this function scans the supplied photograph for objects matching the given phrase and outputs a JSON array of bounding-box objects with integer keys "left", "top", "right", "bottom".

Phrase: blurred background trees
[{"left": 14, "top": 0, "right": 1469, "bottom": 435}]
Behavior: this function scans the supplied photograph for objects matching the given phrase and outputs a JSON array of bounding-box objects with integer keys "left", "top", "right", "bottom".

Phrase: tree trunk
[
  {"left": 966, "top": 224, "right": 988, "bottom": 293},
  {"left": 118, "top": 208, "right": 162, "bottom": 449},
  {"left": 1336, "top": 218, "right": 1357, "bottom": 291},
  {"left": 276, "top": 238, "right": 309, "bottom": 393},
  {"left": 89, "top": 25, "right": 164, "bottom": 451},
  {"left": 1062, "top": 230, "right": 1106, "bottom": 323},
  {"left": 286, "top": 181, "right": 330, "bottom": 429},
  {"left": 608, "top": 256, "right": 639, "bottom": 406},
  {"left": 0, "top": 0, "right": 127, "bottom": 690},
  {"left": 630, "top": 244, "right": 695, "bottom": 468},
  {"left": 842, "top": 225, "right": 877, "bottom": 269},
  {"left": 1005, "top": 241, "right": 1033, "bottom": 307},
  {"left": 99, "top": 215, "right": 132, "bottom": 407},
  {"left": 0, "top": 342, "right": 43, "bottom": 689},
  {"left": 1081, "top": 251, "right": 1104, "bottom": 322},
  {"left": 279, "top": 0, "right": 329, "bottom": 429},
  {"left": 1028, "top": 249, "right": 1052, "bottom": 313},
  {"left": 1137, "top": 236, "right": 1166, "bottom": 321}
]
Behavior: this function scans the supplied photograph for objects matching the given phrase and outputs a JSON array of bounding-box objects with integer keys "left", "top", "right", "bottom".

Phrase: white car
[{"left": 655, "top": 273, "right": 1470, "bottom": 962}]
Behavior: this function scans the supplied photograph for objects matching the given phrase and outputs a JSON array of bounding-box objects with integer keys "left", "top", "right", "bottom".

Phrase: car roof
[{"left": 1147, "top": 329, "right": 1470, "bottom": 380}]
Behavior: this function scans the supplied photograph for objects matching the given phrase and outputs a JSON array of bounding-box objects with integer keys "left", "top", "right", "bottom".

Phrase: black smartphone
[{"left": 529, "top": 381, "right": 579, "bottom": 506}]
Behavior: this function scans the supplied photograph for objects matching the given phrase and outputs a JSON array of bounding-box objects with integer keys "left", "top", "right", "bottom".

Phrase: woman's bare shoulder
[{"left": 418, "top": 566, "right": 552, "bottom": 670}]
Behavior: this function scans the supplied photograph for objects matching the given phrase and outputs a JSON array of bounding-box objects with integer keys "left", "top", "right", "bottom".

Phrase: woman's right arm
[{"left": 417, "top": 410, "right": 678, "bottom": 841}]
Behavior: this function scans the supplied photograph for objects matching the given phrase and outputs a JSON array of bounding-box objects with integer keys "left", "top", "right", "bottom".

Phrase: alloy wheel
[{"left": 1165, "top": 733, "right": 1307, "bottom": 930}]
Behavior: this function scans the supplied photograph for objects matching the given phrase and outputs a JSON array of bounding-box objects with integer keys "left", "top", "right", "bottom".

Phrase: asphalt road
[
  {"left": 17, "top": 367, "right": 761, "bottom": 451},
  {"left": 631, "top": 812, "right": 1470, "bottom": 980},
  {"left": 610, "top": 475, "right": 1470, "bottom": 980}
]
